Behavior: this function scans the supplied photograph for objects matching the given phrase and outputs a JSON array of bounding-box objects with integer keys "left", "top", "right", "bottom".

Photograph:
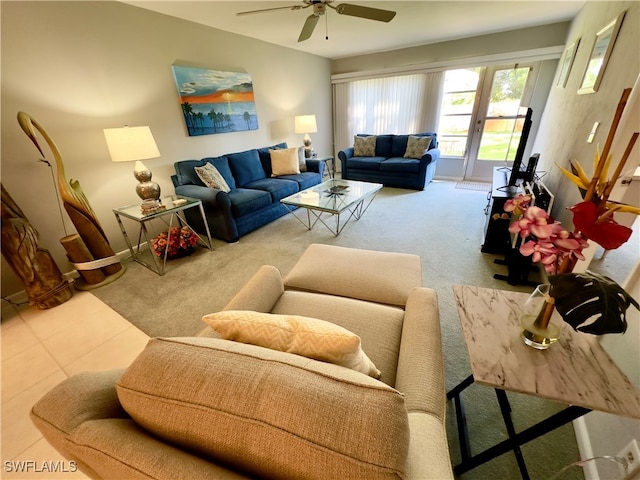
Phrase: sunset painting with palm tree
[{"left": 171, "top": 65, "right": 259, "bottom": 136}]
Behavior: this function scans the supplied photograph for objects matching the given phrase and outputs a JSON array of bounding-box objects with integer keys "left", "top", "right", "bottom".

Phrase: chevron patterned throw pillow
[{"left": 202, "top": 310, "right": 381, "bottom": 378}]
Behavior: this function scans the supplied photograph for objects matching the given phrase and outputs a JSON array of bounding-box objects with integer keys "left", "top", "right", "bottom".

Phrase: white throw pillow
[
  {"left": 194, "top": 162, "right": 231, "bottom": 192},
  {"left": 403, "top": 136, "right": 432, "bottom": 159},
  {"left": 270, "top": 147, "right": 300, "bottom": 176},
  {"left": 202, "top": 310, "right": 381, "bottom": 378}
]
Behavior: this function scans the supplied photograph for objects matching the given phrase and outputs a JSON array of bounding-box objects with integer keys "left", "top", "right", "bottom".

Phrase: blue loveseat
[
  {"left": 171, "top": 143, "right": 324, "bottom": 242},
  {"left": 338, "top": 133, "right": 439, "bottom": 190}
]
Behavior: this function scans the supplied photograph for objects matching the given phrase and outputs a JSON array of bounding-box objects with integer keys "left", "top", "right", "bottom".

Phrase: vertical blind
[{"left": 333, "top": 72, "right": 444, "bottom": 156}]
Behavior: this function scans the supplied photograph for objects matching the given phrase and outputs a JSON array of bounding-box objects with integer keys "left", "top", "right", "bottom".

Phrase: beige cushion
[
  {"left": 404, "top": 136, "right": 431, "bottom": 159},
  {"left": 202, "top": 310, "right": 380, "bottom": 378},
  {"left": 116, "top": 337, "right": 409, "bottom": 480},
  {"left": 270, "top": 147, "right": 300, "bottom": 176},
  {"left": 194, "top": 162, "right": 231, "bottom": 192},
  {"left": 353, "top": 135, "right": 376, "bottom": 156},
  {"left": 284, "top": 244, "right": 422, "bottom": 307},
  {"left": 271, "top": 290, "right": 405, "bottom": 387}
]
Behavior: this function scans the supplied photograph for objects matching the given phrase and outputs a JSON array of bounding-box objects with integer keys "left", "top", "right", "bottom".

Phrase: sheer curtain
[{"left": 333, "top": 72, "right": 444, "bottom": 156}]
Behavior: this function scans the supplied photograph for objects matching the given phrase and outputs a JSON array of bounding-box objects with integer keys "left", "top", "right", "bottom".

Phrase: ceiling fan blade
[
  {"left": 334, "top": 3, "right": 396, "bottom": 22},
  {"left": 236, "top": 5, "right": 305, "bottom": 16},
  {"left": 298, "top": 14, "right": 319, "bottom": 42}
]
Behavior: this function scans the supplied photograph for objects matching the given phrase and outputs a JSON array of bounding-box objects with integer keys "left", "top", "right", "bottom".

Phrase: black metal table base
[{"left": 447, "top": 374, "right": 591, "bottom": 478}]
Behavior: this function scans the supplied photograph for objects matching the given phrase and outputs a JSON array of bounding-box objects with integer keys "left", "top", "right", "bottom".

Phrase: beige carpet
[{"left": 91, "top": 180, "right": 582, "bottom": 480}]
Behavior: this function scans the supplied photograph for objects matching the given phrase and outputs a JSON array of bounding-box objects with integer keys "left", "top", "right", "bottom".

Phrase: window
[
  {"left": 332, "top": 72, "right": 443, "bottom": 154},
  {"left": 437, "top": 68, "right": 481, "bottom": 157},
  {"left": 348, "top": 74, "right": 429, "bottom": 134},
  {"left": 477, "top": 67, "right": 531, "bottom": 161}
]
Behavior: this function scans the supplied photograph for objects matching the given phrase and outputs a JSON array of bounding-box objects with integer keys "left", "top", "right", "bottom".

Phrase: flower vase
[{"left": 519, "top": 284, "right": 563, "bottom": 350}]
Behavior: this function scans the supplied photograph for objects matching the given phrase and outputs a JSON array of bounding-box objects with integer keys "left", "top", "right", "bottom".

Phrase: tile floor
[{"left": 1, "top": 291, "right": 150, "bottom": 479}]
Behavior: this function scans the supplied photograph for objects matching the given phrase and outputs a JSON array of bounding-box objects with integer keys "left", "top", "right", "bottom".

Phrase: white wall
[{"left": 1, "top": 1, "right": 332, "bottom": 296}]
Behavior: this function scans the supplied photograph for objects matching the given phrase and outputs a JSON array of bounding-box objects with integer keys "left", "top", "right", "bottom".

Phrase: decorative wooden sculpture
[
  {"left": 1, "top": 184, "right": 73, "bottom": 308},
  {"left": 17, "top": 112, "right": 124, "bottom": 289}
]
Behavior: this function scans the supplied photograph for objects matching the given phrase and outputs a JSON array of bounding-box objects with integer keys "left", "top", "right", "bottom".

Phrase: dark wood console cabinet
[{"left": 481, "top": 167, "right": 517, "bottom": 254}]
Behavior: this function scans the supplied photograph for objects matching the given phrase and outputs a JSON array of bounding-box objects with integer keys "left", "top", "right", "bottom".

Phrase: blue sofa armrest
[
  {"left": 174, "top": 184, "right": 226, "bottom": 209},
  {"left": 338, "top": 147, "right": 354, "bottom": 162},
  {"left": 421, "top": 148, "right": 440, "bottom": 166},
  {"left": 338, "top": 147, "right": 354, "bottom": 176},
  {"left": 174, "top": 184, "right": 239, "bottom": 241},
  {"left": 304, "top": 159, "right": 325, "bottom": 177}
]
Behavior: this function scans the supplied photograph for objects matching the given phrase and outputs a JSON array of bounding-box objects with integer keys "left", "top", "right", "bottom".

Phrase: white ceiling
[{"left": 123, "top": 1, "right": 586, "bottom": 59}]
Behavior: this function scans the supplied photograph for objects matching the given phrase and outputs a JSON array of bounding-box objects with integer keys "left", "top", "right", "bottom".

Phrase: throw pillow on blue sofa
[
  {"left": 227, "top": 149, "right": 266, "bottom": 187},
  {"left": 257, "top": 142, "right": 287, "bottom": 176},
  {"left": 200, "top": 156, "right": 237, "bottom": 190},
  {"left": 404, "top": 136, "right": 432, "bottom": 159}
]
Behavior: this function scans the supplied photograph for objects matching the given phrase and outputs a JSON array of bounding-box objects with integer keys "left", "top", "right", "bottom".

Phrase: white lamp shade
[
  {"left": 294, "top": 115, "right": 318, "bottom": 134},
  {"left": 104, "top": 126, "right": 160, "bottom": 162}
]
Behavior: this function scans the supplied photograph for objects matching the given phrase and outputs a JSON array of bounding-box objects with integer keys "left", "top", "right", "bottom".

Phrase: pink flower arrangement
[
  {"left": 151, "top": 226, "right": 198, "bottom": 258},
  {"left": 505, "top": 194, "right": 589, "bottom": 274}
]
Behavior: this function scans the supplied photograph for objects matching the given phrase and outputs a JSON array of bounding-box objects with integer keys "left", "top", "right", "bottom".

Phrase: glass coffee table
[{"left": 281, "top": 179, "right": 382, "bottom": 236}]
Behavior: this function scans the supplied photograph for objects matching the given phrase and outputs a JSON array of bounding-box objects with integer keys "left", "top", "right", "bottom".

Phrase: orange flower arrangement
[{"left": 151, "top": 226, "right": 198, "bottom": 258}]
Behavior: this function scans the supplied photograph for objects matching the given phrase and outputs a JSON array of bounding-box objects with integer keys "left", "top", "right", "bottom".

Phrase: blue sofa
[
  {"left": 171, "top": 143, "right": 324, "bottom": 242},
  {"left": 338, "top": 133, "right": 439, "bottom": 190}
]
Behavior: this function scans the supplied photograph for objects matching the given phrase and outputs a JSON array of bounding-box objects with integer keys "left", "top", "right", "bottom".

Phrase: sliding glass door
[
  {"left": 465, "top": 65, "right": 535, "bottom": 181},
  {"left": 438, "top": 64, "right": 539, "bottom": 182}
]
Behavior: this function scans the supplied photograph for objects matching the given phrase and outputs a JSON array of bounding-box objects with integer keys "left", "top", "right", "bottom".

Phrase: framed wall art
[
  {"left": 556, "top": 38, "right": 580, "bottom": 88},
  {"left": 578, "top": 11, "right": 626, "bottom": 95},
  {"left": 171, "top": 65, "right": 259, "bottom": 136}
]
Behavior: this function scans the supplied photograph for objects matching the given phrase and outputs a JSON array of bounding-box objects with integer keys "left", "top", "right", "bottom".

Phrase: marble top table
[
  {"left": 452, "top": 284, "right": 640, "bottom": 419},
  {"left": 450, "top": 285, "right": 640, "bottom": 478}
]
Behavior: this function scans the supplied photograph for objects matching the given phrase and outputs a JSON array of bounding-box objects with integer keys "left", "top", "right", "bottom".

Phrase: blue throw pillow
[
  {"left": 201, "top": 156, "right": 236, "bottom": 190},
  {"left": 226, "top": 149, "right": 266, "bottom": 187},
  {"left": 391, "top": 136, "right": 409, "bottom": 158},
  {"left": 375, "top": 135, "right": 394, "bottom": 157}
]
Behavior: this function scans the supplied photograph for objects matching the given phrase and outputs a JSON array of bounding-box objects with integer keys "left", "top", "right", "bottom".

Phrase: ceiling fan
[{"left": 236, "top": 1, "right": 396, "bottom": 42}]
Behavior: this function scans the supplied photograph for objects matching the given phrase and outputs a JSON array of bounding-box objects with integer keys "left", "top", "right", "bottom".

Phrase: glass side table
[
  {"left": 113, "top": 195, "right": 213, "bottom": 275},
  {"left": 314, "top": 155, "right": 335, "bottom": 178}
]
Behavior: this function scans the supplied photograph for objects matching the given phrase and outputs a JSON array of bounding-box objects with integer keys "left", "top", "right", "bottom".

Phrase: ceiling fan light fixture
[{"left": 312, "top": 3, "right": 327, "bottom": 15}]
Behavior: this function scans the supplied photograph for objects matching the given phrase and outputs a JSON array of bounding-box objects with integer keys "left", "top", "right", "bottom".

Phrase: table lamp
[
  {"left": 104, "top": 126, "right": 161, "bottom": 211},
  {"left": 295, "top": 115, "right": 317, "bottom": 158}
]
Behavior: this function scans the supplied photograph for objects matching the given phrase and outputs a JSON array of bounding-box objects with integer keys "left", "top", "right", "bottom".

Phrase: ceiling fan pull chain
[{"left": 325, "top": 12, "right": 329, "bottom": 40}]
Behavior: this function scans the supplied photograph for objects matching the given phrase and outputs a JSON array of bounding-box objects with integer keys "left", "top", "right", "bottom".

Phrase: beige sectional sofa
[{"left": 31, "top": 244, "right": 453, "bottom": 479}]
